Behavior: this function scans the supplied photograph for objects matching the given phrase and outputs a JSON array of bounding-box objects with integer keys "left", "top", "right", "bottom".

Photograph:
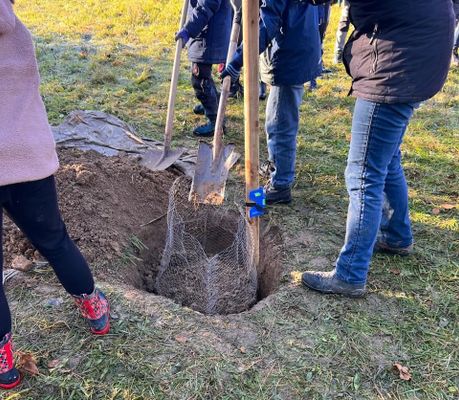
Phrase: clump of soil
[{"left": 3, "top": 149, "right": 178, "bottom": 267}]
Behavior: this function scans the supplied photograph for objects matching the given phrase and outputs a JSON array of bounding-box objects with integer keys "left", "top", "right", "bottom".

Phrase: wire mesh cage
[{"left": 155, "top": 177, "right": 258, "bottom": 315}]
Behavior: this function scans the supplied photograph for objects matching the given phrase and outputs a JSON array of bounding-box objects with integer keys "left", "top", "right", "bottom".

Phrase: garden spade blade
[
  {"left": 189, "top": 12, "right": 241, "bottom": 204},
  {"left": 189, "top": 141, "right": 240, "bottom": 205},
  {"left": 141, "top": 147, "right": 185, "bottom": 171},
  {"left": 142, "top": 0, "right": 188, "bottom": 171}
]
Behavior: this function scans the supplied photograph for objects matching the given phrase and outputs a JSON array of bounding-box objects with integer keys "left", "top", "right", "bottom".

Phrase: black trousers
[
  {"left": 191, "top": 62, "right": 219, "bottom": 121},
  {"left": 0, "top": 176, "right": 95, "bottom": 338},
  {"left": 319, "top": 3, "right": 332, "bottom": 44}
]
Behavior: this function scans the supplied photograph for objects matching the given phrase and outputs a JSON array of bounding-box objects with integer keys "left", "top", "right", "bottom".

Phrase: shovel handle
[
  {"left": 212, "top": 19, "right": 241, "bottom": 163},
  {"left": 164, "top": 0, "right": 189, "bottom": 153}
]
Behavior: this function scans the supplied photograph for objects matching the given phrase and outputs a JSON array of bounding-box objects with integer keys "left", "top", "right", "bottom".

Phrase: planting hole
[{"left": 132, "top": 179, "right": 283, "bottom": 315}]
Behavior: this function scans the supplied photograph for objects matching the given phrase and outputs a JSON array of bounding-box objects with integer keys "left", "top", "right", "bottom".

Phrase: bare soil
[{"left": 3, "top": 149, "right": 178, "bottom": 267}]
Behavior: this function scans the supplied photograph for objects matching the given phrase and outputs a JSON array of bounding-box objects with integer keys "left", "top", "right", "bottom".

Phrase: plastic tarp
[{"left": 52, "top": 110, "right": 196, "bottom": 176}]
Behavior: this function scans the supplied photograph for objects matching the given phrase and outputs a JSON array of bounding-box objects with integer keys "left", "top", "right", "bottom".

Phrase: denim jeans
[
  {"left": 0, "top": 176, "right": 95, "bottom": 338},
  {"left": 265, "top": 84, "right": 304, "bottom": 189},
  {"left": 335, "top": 98, "right": 418, "bottom": 284}
]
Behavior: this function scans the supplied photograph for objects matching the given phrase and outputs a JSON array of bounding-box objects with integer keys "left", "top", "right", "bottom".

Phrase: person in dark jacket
[
  {"left": 222, "top": 0, "right": 322, "bottom": 204},
  {"left": 175, "top": 0, "right": 232, "bottom": 137},
  {"left": 302, "top": 0, "right": 455, "bottom": 297}
]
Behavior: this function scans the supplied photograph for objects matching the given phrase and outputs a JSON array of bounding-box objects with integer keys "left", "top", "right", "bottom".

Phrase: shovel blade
[
  {"left": 189, "top": 141, "right": 240, "bottom": 205},
  {"left": 140, "top": 148, "right": 185, "bottom": 171}
]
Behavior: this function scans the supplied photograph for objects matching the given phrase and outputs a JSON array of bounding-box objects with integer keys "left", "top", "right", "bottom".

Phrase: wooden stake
[{"left": 243, "top": 0, "right": 260, "bottom": 266}]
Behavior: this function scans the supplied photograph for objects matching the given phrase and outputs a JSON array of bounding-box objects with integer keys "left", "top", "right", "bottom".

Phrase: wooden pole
[{"left": 242, "top": 0, "right": 260, "bottom": 266}]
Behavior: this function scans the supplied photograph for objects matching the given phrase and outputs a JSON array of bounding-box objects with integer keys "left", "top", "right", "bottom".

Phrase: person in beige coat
[{"left": 0, "top": 0, "right": 110, "bottom": 389}]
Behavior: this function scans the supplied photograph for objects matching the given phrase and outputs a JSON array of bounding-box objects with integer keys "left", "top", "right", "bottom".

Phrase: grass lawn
[{"left": 4, "top": 1, "right": 458, "bottom": 399}]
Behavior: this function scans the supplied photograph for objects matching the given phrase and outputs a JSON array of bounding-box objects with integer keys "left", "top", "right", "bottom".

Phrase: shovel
[
  {"left": 188, "top": 4, "right": 242, "bottom": 205},
  {"left": 141, "top": 0, "right": 189, "bottom": 171}
]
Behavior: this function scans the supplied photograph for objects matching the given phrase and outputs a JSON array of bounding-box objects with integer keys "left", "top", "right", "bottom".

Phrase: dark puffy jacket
[
  {"left": 184, "top": 0, "right": 232, "bottom": 64},
  {"left": 343, "top": 0, "right": 455, "bottom": 104},
  {"left": 232, "top": 0, "right": 321, "bottom": 86}
]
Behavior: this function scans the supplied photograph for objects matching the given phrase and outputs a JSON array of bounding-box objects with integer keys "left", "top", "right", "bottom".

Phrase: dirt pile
[{"left": 3, "top": 149, "right": 178, "bottom": 267}]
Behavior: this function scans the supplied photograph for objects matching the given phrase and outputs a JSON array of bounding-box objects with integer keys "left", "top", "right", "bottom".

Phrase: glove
[
  {"left": 220, "top": 62, "right": 241, "bottom": 83},
  {"left": 175, "top": 28, "right": 190, "bottom": 45}
]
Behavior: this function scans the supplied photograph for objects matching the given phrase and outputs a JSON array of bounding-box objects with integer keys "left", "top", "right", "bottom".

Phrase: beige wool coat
[{"left": 0, "top": 0, "right": 58, "bottom": 186}]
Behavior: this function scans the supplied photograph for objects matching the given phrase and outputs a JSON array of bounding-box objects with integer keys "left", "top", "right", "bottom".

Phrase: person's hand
[
  {"left": 220, "top": 62, "right": 241, "bottom": 83},
  {"left": 175, "top": 29, "right": 190, "bottom": 46}
]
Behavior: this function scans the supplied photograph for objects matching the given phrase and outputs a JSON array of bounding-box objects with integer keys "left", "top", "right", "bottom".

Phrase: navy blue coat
[
  {"left": 184, "top": 0, "right": 232, "bottom": 64},
  {"left": 344, "top": 0, "right": 455, "bottom": 103},
  {"left": 232, "top": 0, "right": 321, "bottom": 86}
]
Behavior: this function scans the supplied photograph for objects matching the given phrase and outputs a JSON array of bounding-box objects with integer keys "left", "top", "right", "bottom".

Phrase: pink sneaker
[
  {"left": 0, "top": 333, "right": 21, "bottom": 390},
  {"left": 74, "top": 289, "right": 110, "bottom": 335}
]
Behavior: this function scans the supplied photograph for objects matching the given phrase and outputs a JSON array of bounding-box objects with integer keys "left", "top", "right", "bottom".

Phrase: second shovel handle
[
  {"left": 212, "top": 76, "right": 231, "bottom": 161},
  {"left": 212, "top": 21, "right": 241, "bottom": 162},
  {"left": 164, "top": 0, "right": 189, "bottom": 152}
]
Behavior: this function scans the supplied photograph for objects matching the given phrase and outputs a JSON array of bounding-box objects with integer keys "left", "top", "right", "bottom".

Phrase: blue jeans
[
  {"left": 266, "top": 84, "right": 304, "bottom": 189},
  {"left": 335, "top": 99, "right": 418, "bottom": 284}
]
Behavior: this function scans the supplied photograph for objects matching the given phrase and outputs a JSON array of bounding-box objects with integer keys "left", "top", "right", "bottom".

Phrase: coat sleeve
[
  {"left": 230, "top": 0, "right": 288, "bottom": 68},
  {"left": 0, "top": 0, "right": 16, "bottom": 34},
  {"left": 184, "top": 0, "right": 223, "bottom": 38}
]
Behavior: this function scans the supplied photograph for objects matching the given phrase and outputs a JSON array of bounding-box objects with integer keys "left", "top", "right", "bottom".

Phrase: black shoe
[
  {"left": 229, "top": 80, "right": 244, "bottom": 99},
  {"left": 308, "top": 79, "right": 318, "bottom": 91},
  {"left": 302, "top": 270, "right": 366, "bottom": 298},
  {"left": 259, "top": 82, "right": 267, "bottom": 100},
  {"left": 193, "top": 120, "right": 216, "bottom": 138},
  {"left": 193, "top": 104, "right": 205, "bottom": 115},
  {"left": 334, "top": 50, "right": 344, "bottom": 64},
  {"left": 265, "top": 184, "right": 292, "bottom": 205},
  {"left": 452, "top": 49, "right": 459, "bottom": 67},
  {"left": 374, "top": 241, "right": 414, "bottom": 257}
]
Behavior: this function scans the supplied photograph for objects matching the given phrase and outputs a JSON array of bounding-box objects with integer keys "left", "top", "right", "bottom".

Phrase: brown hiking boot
[
  {"left": 301, "top": 270, "right": 366, "bottom": 298},
  {"left": 374, "top": 241, "right": 414, "bottom": 257}
]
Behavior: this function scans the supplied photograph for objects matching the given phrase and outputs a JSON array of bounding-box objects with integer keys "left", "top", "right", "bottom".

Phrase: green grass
[{"left": 5, "top": 1, "right": 459, "bottom": 399}]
